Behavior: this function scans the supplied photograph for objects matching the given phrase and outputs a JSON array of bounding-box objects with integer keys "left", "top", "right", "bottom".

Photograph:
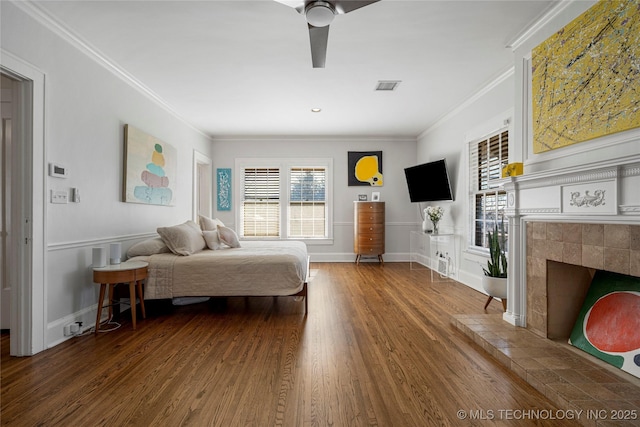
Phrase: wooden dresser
[{"left": 353, "top": 201, "right": 385, "bottom": 264}]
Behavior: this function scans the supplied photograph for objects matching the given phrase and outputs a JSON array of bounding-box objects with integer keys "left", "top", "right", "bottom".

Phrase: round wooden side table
[{"left": 93, "top": 260, "right": 148, "bottom": 334}]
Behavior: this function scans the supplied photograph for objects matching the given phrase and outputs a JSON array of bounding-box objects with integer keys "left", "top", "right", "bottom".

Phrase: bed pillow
[
  {"left": 157, "top": 220, "right": 206, "bottom": 255},
  {"left": 199, "top": 215, "right": 225, "bottom": 231},
  {"left": 217, "top": 225, "right": 241, "bottom": 248},
  {"left": 202, "top": 230, "right": 223, "bottom": 250},
  {"left": 127, "top": 237, "right": 170, "bottom": 258}
]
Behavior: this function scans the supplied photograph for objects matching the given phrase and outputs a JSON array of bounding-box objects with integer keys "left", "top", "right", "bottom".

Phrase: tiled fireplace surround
[
  {"left": 453, "top": 155, "right": 640, "bottom": 425},
  {"left": 527, "top": 222, "right": 640, "bottom": 339}
]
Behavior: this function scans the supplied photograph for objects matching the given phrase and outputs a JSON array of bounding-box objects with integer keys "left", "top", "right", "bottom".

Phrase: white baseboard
[{"left": 47, "top": 303, "right": 103, "bottom": 347}]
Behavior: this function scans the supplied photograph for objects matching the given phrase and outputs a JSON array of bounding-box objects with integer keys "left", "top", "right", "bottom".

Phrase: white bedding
[{"left": 130, "top": 240, "right": 308, "bottom": 300}]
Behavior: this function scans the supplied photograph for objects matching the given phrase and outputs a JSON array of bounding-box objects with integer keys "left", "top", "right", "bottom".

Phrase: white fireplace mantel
[{"left": 499, "top": 154, "right": 640, "bottom": 327}]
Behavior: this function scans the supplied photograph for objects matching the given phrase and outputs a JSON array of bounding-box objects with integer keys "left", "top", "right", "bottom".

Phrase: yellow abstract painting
[{"left": 532, "top": 0, "right": 640, "bottom": 153}]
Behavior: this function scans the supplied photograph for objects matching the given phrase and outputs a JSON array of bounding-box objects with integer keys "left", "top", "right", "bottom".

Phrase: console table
[
  {"left": 410, "top": 231, "right": 456, "bottom": 281},
  {"left": 93, "top": 260, "right": 148, "bottom": 334}
]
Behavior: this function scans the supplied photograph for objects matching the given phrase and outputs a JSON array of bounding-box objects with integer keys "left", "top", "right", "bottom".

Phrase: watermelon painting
[{"left": 569, "top": 271, "right": 640, "bottom": 379}]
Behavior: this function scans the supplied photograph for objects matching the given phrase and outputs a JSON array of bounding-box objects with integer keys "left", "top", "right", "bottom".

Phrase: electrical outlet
[{"left": 64, "top": 324, "right": 73, "bottom": 336}]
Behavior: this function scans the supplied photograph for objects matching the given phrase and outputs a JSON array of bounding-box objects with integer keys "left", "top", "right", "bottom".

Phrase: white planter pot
[{"left": 482, "top": 276, "right": 507, "bottom": 299}]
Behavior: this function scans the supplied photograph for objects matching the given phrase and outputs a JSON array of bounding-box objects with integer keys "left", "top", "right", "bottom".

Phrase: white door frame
[{"left": 1, "top": 50, "right": 47, "bottom": 356}]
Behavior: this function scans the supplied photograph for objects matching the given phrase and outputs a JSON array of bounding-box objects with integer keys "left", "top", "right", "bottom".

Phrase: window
[
  {"left": 469, "top": 129, "right": 509, "bottom": 250},
  {"left": 289, "top": 167, "right": 326, "bottom": 238},
  {"left": 242, "top": 167, "right": 280, "bottom": 237},
  {"left": 237, "top": 159, "right": 332, "bottom": 241}
]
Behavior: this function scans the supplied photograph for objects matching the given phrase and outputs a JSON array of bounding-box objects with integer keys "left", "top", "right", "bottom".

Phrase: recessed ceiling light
[{"left": 311, "top": 108, "right": 322, "bottom": 113}]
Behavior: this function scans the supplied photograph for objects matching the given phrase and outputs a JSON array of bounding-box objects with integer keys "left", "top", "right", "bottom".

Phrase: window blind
[
  {"left": 242, "top": 167, "right": 280, "bottom": 237},
  {"left": 469, "top": 129, "right": 509, "bottom": 248},
  {"left": 289, "top": 167, "right": 327, "bottom": 238}
]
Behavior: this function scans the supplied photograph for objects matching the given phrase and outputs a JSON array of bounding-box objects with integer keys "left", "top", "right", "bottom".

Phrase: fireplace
[{"left": 525, "top": 222, "right": 640, "bottom": 340}]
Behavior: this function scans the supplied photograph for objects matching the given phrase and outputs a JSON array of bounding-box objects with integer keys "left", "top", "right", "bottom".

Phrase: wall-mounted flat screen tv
[{"left": 404, "top": 159, "right": 454, "bottom": 202}]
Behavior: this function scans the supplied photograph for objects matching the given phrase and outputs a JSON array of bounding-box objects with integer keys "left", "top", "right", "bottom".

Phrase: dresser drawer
[
  {"left": 356, "top": 223, "right": 384, "bottom": 235},
  {"left": 356, "top": 211, "right": 384, "bottom": 225},
  {"left": 356, "top": 233, "right": 384, "bottom": 246},
  {"left": 358, "top": 244, "right": 384, "bottom": 254}
]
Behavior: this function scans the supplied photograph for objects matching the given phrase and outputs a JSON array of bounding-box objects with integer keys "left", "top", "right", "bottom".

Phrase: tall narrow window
[
  {"left": 242, "top": 167, "right": 280, "bottom": 237},
  {"left": 469, "top": 129, "right": 509, "bottom": 249},
  {"left": 289, "top": 167, "right": 327, "bottom": 238}
]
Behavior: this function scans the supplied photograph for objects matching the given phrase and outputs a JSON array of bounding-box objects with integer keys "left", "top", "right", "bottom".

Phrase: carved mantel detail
[{"left": 569, "top": 189, "right": 606, "bottom": 208}]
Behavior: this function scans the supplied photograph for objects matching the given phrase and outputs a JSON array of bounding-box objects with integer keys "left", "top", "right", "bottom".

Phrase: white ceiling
[{"left": 32, "top": 0, "right": 556, "bottom": 138}]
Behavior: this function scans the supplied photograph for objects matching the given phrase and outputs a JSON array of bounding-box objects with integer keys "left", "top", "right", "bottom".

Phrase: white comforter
[{"left": 130, "top": 240, "right": 308, "bottom": 299}]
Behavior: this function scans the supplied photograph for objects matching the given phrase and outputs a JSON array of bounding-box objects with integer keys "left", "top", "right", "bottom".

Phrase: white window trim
[
  {"left": 464, "top": 111, "right": 513, "bottom": 255},
  {"left": 235, "top": 158, "right": 333, "bottom": 244}
]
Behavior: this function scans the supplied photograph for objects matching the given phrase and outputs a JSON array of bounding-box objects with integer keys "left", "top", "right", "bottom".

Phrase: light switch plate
[{"left": 51, "top": 190, "right": 68, "bottom": 204}]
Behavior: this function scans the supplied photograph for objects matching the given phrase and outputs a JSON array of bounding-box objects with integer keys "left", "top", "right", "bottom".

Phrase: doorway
[
  {"left": 193, "top": 151, "right": 212, "bottom": 220},
  {"left": 1, "top": 74, "right": 16, "bottom": 331},
  {"left": 1, "top": 52, "right": 46, "bottom": 356}
]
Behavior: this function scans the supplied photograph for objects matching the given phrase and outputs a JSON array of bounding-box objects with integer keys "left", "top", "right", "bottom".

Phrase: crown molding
[
  {"left": 12, "top": 0, "right": 212, "bottom": 140},
  {"left": 418, "top": 66, "right": 514, "bottom": 139},
  {"left": 505, "top": 0, "right": 577, "bottom": 50}
]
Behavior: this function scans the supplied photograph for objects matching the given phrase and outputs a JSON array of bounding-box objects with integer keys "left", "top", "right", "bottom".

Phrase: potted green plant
[{"left": 481, "top": 222, "right": 508, "bottom": 311}]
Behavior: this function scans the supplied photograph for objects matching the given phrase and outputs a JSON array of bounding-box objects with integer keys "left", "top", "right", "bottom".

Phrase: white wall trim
[
  {"left": 47, "top": 232, "right": 158, "bottom": 252},
  {"left": 505, "top": 0, "right": 576, "bottom": 50},
  {"left": 47, "top": 302, "right": 99, "bottom": 348},
  {"left": 418, "top": 67, "right": 514, "bottom": 139},
  {"left": 215, "top": 135, "right": 417, "bottom": 143}
]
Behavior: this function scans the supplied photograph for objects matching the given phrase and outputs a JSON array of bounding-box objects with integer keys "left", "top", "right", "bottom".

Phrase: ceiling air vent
[{"left": 375, "top": 80, "right": 401, "bottom": 91}]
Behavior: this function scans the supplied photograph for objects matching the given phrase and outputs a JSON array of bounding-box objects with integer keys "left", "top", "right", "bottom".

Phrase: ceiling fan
[{"left": 275, "top": 0, "right": 380, "bottom": 68}]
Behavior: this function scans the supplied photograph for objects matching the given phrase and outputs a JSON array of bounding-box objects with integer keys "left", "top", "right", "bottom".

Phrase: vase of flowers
[{"left": 424, "top": 206, "right": 444, "bottom": 234}]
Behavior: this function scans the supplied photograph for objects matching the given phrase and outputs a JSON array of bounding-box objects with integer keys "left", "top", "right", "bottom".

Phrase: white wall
[
  {"left": 211, "top": 137, "right": 418, "bottom": 261},
  {"left": 1, "top": 2, "right": 213, "bottom": 348},
  {"left": 416, "top": 73, "right": 515, "bottom": 293}
]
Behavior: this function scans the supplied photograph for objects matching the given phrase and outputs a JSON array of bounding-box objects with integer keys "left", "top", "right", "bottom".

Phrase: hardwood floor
[{"left": 1, "top": 263, "right": 578, "bottom": 426}]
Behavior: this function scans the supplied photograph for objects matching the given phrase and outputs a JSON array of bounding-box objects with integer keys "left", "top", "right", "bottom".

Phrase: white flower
[{"left": 425, "top": 206, "right": 444, "bottom": 222}]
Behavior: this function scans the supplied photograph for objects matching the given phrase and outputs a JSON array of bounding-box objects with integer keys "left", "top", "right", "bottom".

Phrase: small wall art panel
[
  {"left": 217, "top": 168, "right": 232, "bottom": 211},
  {"left": 531, "top": 0, "right": 640, "bottom": 153},
  {"left": 348, "top": 151, "right": 383, "bottom": 186},
  {"left": 123, "top": 124, "right": 177, "bottom": 206}
]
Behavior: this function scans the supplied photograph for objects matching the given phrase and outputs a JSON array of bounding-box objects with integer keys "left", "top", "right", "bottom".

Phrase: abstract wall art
[
  {"left": 123, "top": 124, "right": 177, "bottom": 206},
  {"left": 531, "top": 0, "right": 640, "bottom": 153},
  {"left": 217, "top": 168, "right": 232, "bottom": 211},
  {"left": 348, "top": 151, "right": 383, "bottom": 186},
  {"left": 569, "top": 270, "right": 640, "bottom": 379}
]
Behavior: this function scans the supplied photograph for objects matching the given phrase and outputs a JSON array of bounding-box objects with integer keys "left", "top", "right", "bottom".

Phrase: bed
[{"left": 127, "top": 221, "right": 309, "bottom": 312}]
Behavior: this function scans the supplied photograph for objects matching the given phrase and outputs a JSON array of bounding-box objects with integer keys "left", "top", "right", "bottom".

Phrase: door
[{"left": 0, "top": 74, "right": 16, "bottom": 330}]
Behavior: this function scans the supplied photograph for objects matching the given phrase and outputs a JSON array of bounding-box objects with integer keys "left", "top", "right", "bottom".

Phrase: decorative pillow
[
  {"left": 202, "top": 230, "right": 223, "bottom": 250},
  {"left": 157, "top": 220, "right": 206, "bottom": 255},
  {"left": 217, "top": 225, "right": 241, "bottom": 248},
  {"left": 127, "top": 237, "right": 170, "bottom": 258},
  {"left": 198, "top": 215, "right": 225, "bottom": 231}
]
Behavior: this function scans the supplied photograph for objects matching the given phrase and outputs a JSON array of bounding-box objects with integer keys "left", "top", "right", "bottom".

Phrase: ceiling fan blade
[
  {"left": 273, "top": 0, "right": 306, "bottom": 14},
  {"left": 333, "top": 0, "right": 380, "bottom": 15},
  {"left": 308, "top": 24, "right": 329, "bottom": 68}
]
